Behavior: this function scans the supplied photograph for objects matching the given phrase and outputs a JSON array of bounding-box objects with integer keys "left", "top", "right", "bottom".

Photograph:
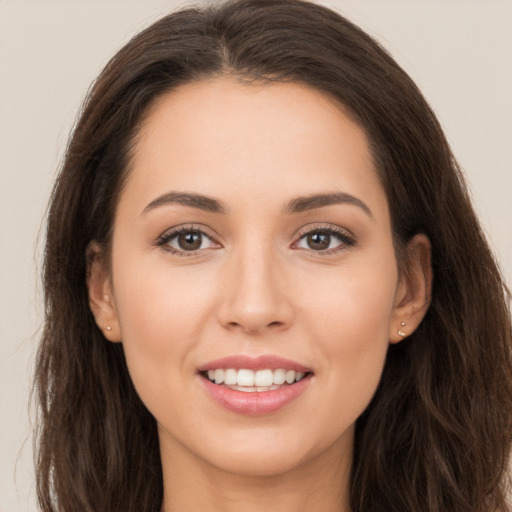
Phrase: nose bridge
[{"left": 217, "top": 233, "right": 292, "bottom": 333}]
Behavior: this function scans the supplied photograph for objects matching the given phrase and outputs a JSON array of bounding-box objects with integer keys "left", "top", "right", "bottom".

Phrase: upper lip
[{"left": 197, "top": 354, "right": 312, "bottom": 373}]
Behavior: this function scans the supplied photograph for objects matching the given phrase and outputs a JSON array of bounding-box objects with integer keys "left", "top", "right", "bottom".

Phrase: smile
[
  {"left": 204, "top": 368, "right": 307, "bottom": 392},
  {"left": 198, "top": 355, "right": 313, "bottom": 415}
]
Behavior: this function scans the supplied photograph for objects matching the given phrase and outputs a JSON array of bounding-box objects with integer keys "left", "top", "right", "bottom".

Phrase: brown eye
[
  {"left": 159, "top": 228, "right": 218, "bottom": 254},
  {"left": 177, "top": 231, "right": 203, "bottom": 250},
  {"left": 295, "top": 227, "right": 354, "bottom": 253},
  {"left": 306, "top": 232, "right": 331, "bottom": 250}
]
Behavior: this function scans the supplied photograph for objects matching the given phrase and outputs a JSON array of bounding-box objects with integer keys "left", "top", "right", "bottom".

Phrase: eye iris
[
  {"left": 307, "top": 232, "right": 330, "bottom": 250},
  {"left": 177, "top": 231, "right": 202, "bottom": 250}
]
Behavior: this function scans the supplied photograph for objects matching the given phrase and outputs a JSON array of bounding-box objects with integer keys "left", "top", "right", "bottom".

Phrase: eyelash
[
  {"left": 156, "top": 224, "right": 356, "bottom": 257},
  {"left": 294, "top": 225, "right": 356, "bottom": 254},
  {"left": 156, "top": 224, "right": 218, "bottom": 257}
]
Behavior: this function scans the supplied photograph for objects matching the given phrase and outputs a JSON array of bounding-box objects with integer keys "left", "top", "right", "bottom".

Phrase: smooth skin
[{"left": 87, "top": 78, "right": 431, "bottom": 512}]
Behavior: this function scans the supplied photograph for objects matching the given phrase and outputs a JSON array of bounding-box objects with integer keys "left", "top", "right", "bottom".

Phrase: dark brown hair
[{"left": 34, "top": 0, "right": 512, "bottom": 510}]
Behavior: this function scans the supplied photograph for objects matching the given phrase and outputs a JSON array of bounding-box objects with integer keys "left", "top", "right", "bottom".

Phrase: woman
[{"left": 34, "top": 0, "right": 512, "bottom": 510}]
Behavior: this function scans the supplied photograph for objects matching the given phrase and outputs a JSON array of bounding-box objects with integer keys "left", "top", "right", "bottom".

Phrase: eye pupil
[
  {"left": 307, "top": 232, "right": 330, "bottom": 250},
  {"left": 178, "top": 231, "right": 202, "bottom": 250}
]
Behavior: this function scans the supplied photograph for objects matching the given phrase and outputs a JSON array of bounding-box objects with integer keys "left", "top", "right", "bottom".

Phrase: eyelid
[
  {"left": 156, "top": 223, "right": 222, "bottom": 255},
  {"left": 155, "top": 222, "right": 355, "bottom": 257},
  {"left": 292, "top": 223, "right": 356, "bottom": 253}
]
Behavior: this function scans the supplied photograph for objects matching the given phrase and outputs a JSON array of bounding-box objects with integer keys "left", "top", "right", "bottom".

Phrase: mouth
[
  {"left": 200, "top": 368, "right": 311, "bottom": 392},
  {"left": 197, "top": 355, "right": 313, "bottom": 415}
]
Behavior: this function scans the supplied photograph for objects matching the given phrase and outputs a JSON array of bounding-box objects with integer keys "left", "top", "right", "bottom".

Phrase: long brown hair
[{"left": 34, "top": 0, "right": 512, "bottom": 510}]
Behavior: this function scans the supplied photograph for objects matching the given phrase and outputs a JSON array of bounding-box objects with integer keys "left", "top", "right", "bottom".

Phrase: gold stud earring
[{"left": 398, "top": 321, "right": 406, "bottom": 337}]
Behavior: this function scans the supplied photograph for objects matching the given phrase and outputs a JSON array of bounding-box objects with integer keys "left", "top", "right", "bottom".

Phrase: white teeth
[
  {"left": 237, "top": 369, "right": 255, "bottom": 387},
  {"left": 254, "top": 369, "right": 273, "bottom": 387},
  {"left": 229, "top": 384, "right": 281, "bottom": 393},
  {"left": 224, "top": 368, "right": 237, "bottom": 385},
  {"left": 235, "top": 385, "right": 255, "bottom": 393},
  {"left": 285, "top": 370, "right": 296, "bottom": 384},
  {"left": 214, "top": 369, "right": 224, "bottom": 384},
  {"left": 205, "top": 368, "right": 308, "bottom": 387},
  {"left": 273, "top": 368, "right": 286, "bottom": 385}
]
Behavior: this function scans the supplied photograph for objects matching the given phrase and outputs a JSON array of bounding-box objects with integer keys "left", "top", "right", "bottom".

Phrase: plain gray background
[{"left": 1, "top": 1, "right": 511, "bottom": 510}]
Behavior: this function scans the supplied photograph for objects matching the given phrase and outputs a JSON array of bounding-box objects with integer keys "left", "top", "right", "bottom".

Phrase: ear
[
  {"left": 389, "top": 233, "right": 432, "bottom": 343},
  {"left": 86, "top": 241, "right": 122, "bottom": 342}
]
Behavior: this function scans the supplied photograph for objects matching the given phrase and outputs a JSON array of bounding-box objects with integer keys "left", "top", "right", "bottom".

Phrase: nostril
[{"left": 225, "top": 319, "right": 285, "bottom": 334}]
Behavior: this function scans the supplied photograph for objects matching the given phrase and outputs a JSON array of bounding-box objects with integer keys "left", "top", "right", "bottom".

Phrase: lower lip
[{"left": 200, "top": 374, "right": 312, "bottom": 415}]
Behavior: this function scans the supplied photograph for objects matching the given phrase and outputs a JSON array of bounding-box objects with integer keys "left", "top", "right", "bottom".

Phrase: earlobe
[
  {"left": 389, "top": 233, "right": 432, "bottom": 343},
  {"left": 86, "top": 241, "right": 122, "bottom": 342}
]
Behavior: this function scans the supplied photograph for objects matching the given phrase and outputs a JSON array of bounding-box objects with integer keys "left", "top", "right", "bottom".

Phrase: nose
[{"left": 216, "top": 246, "right": 294, "bottom": 334}]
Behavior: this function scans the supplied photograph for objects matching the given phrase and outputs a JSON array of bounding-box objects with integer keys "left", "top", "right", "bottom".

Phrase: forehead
[{"left": 122, "top": 78, "right": 387, "bottom": 217}]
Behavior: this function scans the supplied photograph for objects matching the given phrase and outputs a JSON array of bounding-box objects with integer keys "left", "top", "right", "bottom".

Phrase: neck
[{"left": 159, "top": 428, "right": 353, "bottom": 512}]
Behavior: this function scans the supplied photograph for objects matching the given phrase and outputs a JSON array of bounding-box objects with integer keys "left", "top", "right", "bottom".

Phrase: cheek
[
  {"left": 299, "top": 259, "right": 397, "bottom": 417},
  {"left": 111, "top": 254, "right": 219, "bottom": 402},
  {"left": 300, "top": 255, "right": 397, "bottom": 344},
  {"left": 114, "top": 251, "right": 217, "bottom": 337}
]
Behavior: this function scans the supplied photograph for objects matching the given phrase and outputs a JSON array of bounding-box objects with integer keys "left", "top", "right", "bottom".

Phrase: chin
[
  {"left": 193, "top": 425, "right": 351, "bottom": 478},
  {"left": 205, "top": 446, "right": 310, "bottom": 478}
]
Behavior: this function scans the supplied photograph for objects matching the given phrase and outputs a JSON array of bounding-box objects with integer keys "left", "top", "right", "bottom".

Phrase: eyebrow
[
  {"left": 283, "top": 192, "right": 373, "bottom": 218},
  {"left": 141, "top": 191, "right": 373, "bottom": 218},
  {"left": 142, "top": 191, "right": 227, "bottom": 215}
]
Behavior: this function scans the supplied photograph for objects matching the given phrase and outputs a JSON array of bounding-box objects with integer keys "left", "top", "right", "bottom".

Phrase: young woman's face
[{"left": 104, "top": 78, "right": 410, "bottom": 477}]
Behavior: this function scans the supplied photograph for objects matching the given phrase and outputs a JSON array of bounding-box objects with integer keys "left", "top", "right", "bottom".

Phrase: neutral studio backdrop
[{"left": 1, "top": 1, "right": 511, "bottom": 510}]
